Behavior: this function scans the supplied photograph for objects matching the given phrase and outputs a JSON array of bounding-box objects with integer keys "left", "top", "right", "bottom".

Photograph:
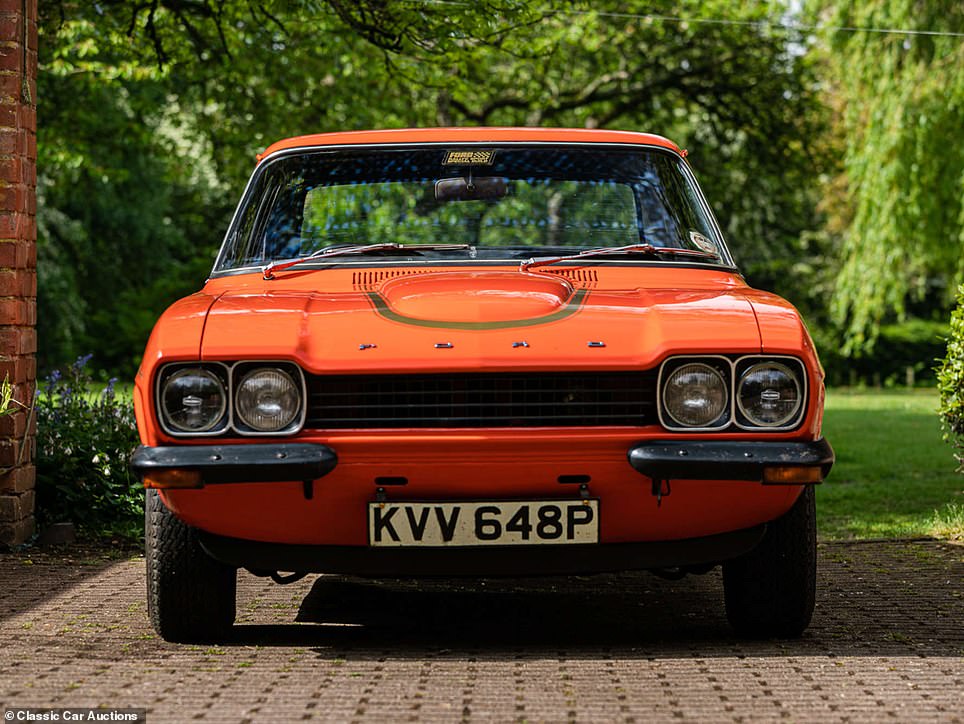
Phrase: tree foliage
[
  {"left": 37, "top": 1, "right": 829, "bottom": 374},
  {"left": 816, "top": 1, "right": 964, "bottom": 353},
  {"left": 938, "top": 285, "right": 964, "bottom": 468}
]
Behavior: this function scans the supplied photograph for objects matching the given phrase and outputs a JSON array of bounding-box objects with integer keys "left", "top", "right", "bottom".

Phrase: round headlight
[
  {"left": 235, "top": 368, "right": 301, "bottom": 432},
  {"left": 161, "top": 368, "right": 227, "bottom": 433},
  {"left": 662, "top": 362, "right": 729, "bottom": 428},
  {"left": 737, "top": 362, "right": 802, "bottom": 427}
]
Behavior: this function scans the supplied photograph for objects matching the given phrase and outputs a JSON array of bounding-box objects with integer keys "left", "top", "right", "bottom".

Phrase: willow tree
[{"left": 819, "top": 1, "right": 964, "bottom": 352}]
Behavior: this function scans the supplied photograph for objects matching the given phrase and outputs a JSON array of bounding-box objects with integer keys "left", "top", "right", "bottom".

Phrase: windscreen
[{"left": 215, "top": 146, "right": 725, "bottom": 271}]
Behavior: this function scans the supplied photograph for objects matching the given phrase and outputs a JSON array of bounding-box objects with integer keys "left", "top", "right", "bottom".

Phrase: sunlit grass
[
  {"left": 818, "top": 388, "right": 963, "bottom": 540},
  {"left": 928, "top": 503, "right": 964, "bottom": 542},
  {"left": 85, "top": 381, "right": 134, "bottom": 402}
]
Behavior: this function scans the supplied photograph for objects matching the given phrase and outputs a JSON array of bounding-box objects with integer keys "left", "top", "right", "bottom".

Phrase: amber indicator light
[
  {"left": 762, "top": 466, "right": 823, "bottom": 484},
  {"left": 143, "top": 469, "right": 204, "bottom": 489}
]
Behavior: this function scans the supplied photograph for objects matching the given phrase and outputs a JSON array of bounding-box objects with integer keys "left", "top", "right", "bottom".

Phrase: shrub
[
  {"left": 937, "top": 285, "right": 964, "bottom": 470},
  {"left": 35, "top": 355, "right": 142, "bottom": 539},
  {"left": 818, "top": 318, "right": 951, "bottom": 388}
]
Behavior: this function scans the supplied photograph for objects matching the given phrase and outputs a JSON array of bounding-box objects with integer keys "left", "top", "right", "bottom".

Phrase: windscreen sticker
[
  {"left": 689, "top": 231, "right": 718, "bottom": 255},
  {"left": 443, "top": 150, "right": 497, "bottom": 166}
]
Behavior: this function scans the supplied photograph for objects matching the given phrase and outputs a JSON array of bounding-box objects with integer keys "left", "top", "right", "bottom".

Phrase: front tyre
[
  {"left": 145, "top": 489, "right": 237, "bottom": 643},
  {"left": 722, "top": 485, "right": 816, "bottom": 638}
]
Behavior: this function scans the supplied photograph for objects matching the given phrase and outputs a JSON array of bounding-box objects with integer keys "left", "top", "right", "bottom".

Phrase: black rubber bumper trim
[
  {"left": 197, "top": 525, "right": 766, "bottom": 576},
  {"left": 130, "top": 443, "right": 337, "bottom": 485},
  {"left": 628, "top": 438, "right": 834, "bottom": 483}
]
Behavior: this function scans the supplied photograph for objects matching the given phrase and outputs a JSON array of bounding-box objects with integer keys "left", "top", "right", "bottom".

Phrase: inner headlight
[
  {"left": 160, "top": 368, "right": 227, "bottom": 433},
  {"left": 662, "top": 362, "right": 729, "bottom": 428},
  {"left": 235, "top": 367, "right": 301, "bottom": 432},
  {"left": 737, "top": 362, "right": 802, "bottom": 427}
]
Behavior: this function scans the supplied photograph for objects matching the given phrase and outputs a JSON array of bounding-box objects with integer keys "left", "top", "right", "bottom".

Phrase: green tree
[
  {"left": 37, "top": 15, "right": 231, "bottom": 372},
  {"left": 815, "top": 1, "right": 964, "bottom": 353},
  {"left": 37, "top": 1, "right": 829, "bottom": 374},
  {"left": 444, "top": 5, "right": 827, "bottom": 291}
]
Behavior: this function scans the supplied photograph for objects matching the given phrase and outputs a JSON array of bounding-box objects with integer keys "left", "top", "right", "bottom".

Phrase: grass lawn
[
  {"left": 818, "top": 388, "right": 963, "bottom": 540},
  {"left": 86, "top": 381, "right": 134, "bottom": 400}
]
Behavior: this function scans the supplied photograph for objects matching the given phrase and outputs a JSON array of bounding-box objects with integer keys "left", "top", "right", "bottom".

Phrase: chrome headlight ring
[
  {"left": 657, "top": 356, "right": 732, "bottom": 431},
  {"left": 734, "top": 356, "right": 806, "bottom": 430},
  {"left": 232, "top": 363, "right": 305, "bottom": 435},
  {"left": 156, "top": 363, "right": 230, "bottom": 436}
]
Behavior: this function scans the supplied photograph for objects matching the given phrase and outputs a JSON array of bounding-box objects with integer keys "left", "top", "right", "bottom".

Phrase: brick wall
[{"left": 0, "top": 0, "right": 37, "bottom": 547}]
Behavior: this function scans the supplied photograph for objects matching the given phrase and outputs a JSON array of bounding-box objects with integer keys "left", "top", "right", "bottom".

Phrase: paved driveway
[{"left": 1, "top": 540, "right": 961, "bottom": 722}]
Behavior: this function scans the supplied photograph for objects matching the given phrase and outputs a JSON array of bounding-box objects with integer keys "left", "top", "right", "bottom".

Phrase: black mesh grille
[{"left": 305, "top": 371, "right": 658, "bottom": 428}]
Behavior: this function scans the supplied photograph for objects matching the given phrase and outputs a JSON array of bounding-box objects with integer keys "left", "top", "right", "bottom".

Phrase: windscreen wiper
[
  {"left": 520, "top": 243, "right": 720, "bottom": 272},
  {"left": 262, "top": 243, "right": 473, "bottom": 280}
]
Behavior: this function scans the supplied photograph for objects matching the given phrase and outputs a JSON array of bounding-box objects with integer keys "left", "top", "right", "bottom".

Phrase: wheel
[
  {"left": 722, "top": 486, "right": 816, "bottom": 638},
  {"left": 145, "top": 489, "right": 237, "bottom": 643}
]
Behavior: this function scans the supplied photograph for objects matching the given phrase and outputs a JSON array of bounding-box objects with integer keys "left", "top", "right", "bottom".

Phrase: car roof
[{"left": 258, "top": 127, "right": 684, "bottom": 163}]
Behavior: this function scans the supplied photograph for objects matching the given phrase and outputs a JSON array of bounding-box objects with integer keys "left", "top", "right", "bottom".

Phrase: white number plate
[{"left": 368, "top": 500, "right": 599, "bottom": 547}]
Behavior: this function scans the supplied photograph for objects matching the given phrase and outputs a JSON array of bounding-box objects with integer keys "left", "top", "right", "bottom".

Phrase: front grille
[{"left": 304, "top": 371, "right": 658, "bottom": 428}]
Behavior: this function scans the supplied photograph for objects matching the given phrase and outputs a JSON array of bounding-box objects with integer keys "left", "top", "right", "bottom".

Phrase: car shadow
[
  {"left": 218, "top": 541, "right": 964, "bottom": 658},
  {"left": 229, "top": 570, "right": 731, "bottom": 651},
  {"left": 223, "top": 540, "right": 964, "bottom": 659}
]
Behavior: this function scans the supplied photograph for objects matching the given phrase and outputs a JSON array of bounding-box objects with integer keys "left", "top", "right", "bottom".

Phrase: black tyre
[
  {"left": 145, "top": 489, "right": 237, "bottom": 643},
  {"left": 722, "top": 485, "right": 816, "bottom": 638}
]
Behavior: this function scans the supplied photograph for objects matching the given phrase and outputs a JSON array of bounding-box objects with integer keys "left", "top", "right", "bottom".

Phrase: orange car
[{"left": 131, "top": 128, "right": 834, "bottom": 643}]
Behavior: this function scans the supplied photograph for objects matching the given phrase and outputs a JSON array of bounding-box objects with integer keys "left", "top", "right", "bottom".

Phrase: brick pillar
[{"left": 0, "top": 0, "right": 37, "bottom": 547}]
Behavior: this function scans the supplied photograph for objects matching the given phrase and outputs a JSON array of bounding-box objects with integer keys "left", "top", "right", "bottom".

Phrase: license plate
[{"left": 368, "top": 500, "right": 599, "bottom": 547}]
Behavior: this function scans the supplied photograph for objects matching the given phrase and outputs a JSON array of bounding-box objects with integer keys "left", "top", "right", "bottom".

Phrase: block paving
[{"left": 0, "top": 540, "right": 962, "bottom": 722}]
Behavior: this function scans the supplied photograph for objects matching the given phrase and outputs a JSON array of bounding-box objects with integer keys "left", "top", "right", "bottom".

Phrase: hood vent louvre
[
  {"left": 541, "top": 268, "right": 599, "bottom": 284},
  {"left": 352, "top": 269, "right": 431, "bottom": 290},
  {"left": 353, "top": 266, "right": 599, "bottom": 290}
]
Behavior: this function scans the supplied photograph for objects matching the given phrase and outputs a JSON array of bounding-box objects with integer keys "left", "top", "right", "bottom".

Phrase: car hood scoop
[
  {"left": 199, "top": 270, "right": 770, "bottom": 374},
  {"left": 375, "top": 270, "right": 575, "bottom": 323}
]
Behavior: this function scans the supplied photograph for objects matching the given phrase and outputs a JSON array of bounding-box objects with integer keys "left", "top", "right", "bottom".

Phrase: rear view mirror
[{"left": 435, "top": 176, "right": 507, "bottom": 202}]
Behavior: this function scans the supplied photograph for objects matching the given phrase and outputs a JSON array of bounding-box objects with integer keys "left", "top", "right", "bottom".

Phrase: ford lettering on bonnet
[{"left": 130, "top": 127, "right": 834, "bottom": 644}]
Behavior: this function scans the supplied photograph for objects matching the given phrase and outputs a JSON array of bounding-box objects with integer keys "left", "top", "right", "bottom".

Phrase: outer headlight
[
  {"left": 662, "top": 362, "right": 729, "bottom": 428},
  {"left": 235, "top": 367, "right": 302, "bottom": 432},
  {"left": 737, "top": 361, "right": 802, "bottom": 427},
  {"left": 160, "top": 367, "right": 227, "bottom": 433}
]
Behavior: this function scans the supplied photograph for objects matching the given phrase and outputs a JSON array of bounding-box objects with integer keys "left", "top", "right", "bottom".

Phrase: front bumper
[
  {"left": 133, "top": 434, "right": 828, "bottom": 546},
  {"left": 628, "top": 438, "right": 834, "bottom": 482},
  {"left": 131, "top": 443, "right": 338, "bottom": 486}
]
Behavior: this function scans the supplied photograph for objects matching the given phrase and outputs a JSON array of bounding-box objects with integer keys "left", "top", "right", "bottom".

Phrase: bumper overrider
[
  {"left": 130, "top": 443, "right": 337, "bottom": 488},
  {"left": 628, "top": 438, "right": 835, "bottom": 484}
]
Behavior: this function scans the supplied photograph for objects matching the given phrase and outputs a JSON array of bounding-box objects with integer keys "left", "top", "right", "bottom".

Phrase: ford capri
[{"left": 131, "top": 127, "right": 834, "bottom": 642}]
